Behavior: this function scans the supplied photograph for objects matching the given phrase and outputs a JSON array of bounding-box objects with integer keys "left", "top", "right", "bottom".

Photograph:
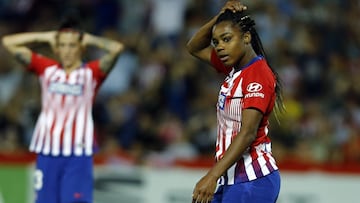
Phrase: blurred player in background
[
  {"left": 2, "top": 12, "right": 124, "bottom": 203},
  {"left": 186, "top": 0, "right": 284, "bottom": 202}
]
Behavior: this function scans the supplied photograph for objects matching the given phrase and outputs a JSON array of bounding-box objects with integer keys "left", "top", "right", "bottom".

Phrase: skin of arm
[
  {"left": 186, "top": 15, "right": 218, "bottom": 64},
  {"left": 192, "top": 108, "right": 263, "bottom": 203},
  {"left": 1, "top": 32, "right": 56, "bottom": 66},
  {"left": 81, "top": 33, "right": 125, "bottom": 74}
]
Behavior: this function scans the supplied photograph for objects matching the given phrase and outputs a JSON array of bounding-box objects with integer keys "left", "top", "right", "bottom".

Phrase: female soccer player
[
  {"left": 186, "top": 1, "right": 283, "bottom": 203},
  {"left": 2, "top": 14, "right": 124, "bottom": 203}
]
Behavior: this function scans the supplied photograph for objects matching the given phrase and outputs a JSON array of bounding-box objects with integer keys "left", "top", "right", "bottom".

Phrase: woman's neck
[
  {"left": 236, "top": 49, "right": 258, "bottom": 70},
  {"left": 63, "top": 60, "right": 82, "bottom": 74}
]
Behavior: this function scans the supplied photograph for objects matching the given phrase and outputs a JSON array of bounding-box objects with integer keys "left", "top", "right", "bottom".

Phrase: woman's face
[
  {"left": 56, "top": 32, "right": 83, "bottom": 69},
  {"left": 211, "top": 21, "right": 246, "bottom": 67}
]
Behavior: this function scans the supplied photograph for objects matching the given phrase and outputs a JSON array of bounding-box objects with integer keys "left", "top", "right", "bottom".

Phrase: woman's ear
[{"left": 243, "top": 32, "right": 251, "bottom": 44}]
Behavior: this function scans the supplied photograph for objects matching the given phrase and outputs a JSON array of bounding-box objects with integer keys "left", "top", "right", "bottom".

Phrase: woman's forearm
[
  {"left": 82, "top": 33, "right": 124, "bottom": 55},
  {"left": 82, "top": 33, "right": 125, "bottom": 74},
  {"left": 207, "top": 109, "right": 262, "bottom": 179},
  {"left": 2, "top": 32, "right": 55, "bottom": 48},
  {"left": 2, "top": 31, "right": 55, "bottom": 65},
  {"left": 186, "top": 15, "right": 218, "bottom": 55}
]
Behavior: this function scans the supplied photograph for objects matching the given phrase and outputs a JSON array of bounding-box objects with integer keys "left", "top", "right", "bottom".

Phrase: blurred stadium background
[{"left": 0, "top": 0, "right": 359, "bottom": 203}]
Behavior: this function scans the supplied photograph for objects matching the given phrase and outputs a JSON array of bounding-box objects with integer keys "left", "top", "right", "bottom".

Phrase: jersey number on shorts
[{"left": 34, "top": 169, "right": 43, "bottom": 190}]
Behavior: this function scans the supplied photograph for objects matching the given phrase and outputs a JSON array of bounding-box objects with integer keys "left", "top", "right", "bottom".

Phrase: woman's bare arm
[
  {"left": 192, "top": 108, "right": 263, "bottom": 203},
  {"left": 2, "top": 32, "right": 56, "bottom": 66},
  {"left": 82, "top": 33, "right": 125, "bottom": 74}
]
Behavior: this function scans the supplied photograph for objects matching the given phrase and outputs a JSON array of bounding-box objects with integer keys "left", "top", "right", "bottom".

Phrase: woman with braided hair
[{"left": 186, "top": 1, "right": 283, "bottom": 203}]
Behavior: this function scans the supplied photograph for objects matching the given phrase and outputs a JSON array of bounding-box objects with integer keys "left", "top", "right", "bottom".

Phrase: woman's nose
[{"left": 216, "top": 45, "right": 224, "bottom": 52}]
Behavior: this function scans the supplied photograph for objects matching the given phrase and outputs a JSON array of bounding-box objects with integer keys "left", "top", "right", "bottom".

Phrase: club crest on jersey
[
  {"left": 218, "top": 93, "right": 226, "bottom": 110},
  {"left": 245, "top": 82, "right": 264, "bottom": 98},
  {"left": 48, "top": 82, "right": 83, "bottom": 96}
]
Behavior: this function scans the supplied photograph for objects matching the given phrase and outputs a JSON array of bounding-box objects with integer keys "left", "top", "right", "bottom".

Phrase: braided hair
[{"left": 215, "top": 9, "right": 285, "bottom": 116}]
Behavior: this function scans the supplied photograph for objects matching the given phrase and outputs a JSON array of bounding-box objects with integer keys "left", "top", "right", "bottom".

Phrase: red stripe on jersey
[
  {"left": 250, "top": 148, "right": 264, "bottom": 178},
  {"left": 83, "top": 97, "right": 89, "bottom": 155},
  {"left": 263, "top": 149, "right": 275, "bottom": 171},
  {"left": 58, "top": 86, "right": 67, "bottom": 151},
  {"left": 49, "top": 113, "right": 56, "bottom": 153},
  {"left": 59, "top": 109, "right": 68, "bottom": 152},
  {"left": 72, "top": 115, "right": 77, "bottom": 143},
  {"left": 70, "top": 108, "right": 78, "bottom": 154}
]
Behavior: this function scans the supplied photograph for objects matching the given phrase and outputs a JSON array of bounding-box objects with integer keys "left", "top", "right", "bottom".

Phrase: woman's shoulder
[{"left": 240, "top": 59, "right": 275, "bottom": 83}]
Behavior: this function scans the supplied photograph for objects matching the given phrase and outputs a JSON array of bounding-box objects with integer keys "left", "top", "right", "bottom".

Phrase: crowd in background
[{"left": 0, "top": 0, "right": 359, "bottom": 167}]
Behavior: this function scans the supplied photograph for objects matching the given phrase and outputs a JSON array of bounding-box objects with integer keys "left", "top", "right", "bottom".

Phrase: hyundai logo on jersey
[
  {"left": 245, "top": 82, "right": 264, "bottom": 98},
  {"left": 246, "top": 82, "right": 262, "bottom": 92}
]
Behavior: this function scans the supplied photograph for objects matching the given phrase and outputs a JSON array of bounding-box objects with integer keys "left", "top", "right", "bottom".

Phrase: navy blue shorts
[
  {"left": 212, "top": 170, "right": 281, "bottom": 203},
  {"left": 34, "top": 154, "right": 93, "bottom": 203}
]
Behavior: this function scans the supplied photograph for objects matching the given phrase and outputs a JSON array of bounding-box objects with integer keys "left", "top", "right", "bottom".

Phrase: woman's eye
[{"left": 223, "top": 37, "right": 231, "bottom": 42}]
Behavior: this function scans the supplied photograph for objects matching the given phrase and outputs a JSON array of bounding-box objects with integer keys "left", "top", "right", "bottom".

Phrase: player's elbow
[
  {"left": 241, "top": 128, "right": 258, "bottom": 144},
  {"left": 112, "top": 42, "right": 125, "bottom": 56},
  {"left": 1, "top": 36, "right": 16, "bottom": 53},
  {"left": 186, "top": 41, "right": 196, "bottom": 55},
  {"left": 2, "top": 36, "right": 10, "bottom": 48}
]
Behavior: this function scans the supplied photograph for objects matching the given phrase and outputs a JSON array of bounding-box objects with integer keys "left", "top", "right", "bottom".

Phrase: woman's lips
[{"left": 220, "top": 55, "right": 229, "bottom": 62}]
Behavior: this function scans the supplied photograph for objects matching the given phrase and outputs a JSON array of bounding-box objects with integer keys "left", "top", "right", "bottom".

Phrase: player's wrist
[{"left": 207, "top": 170, "right": 221, "bottom": 180}]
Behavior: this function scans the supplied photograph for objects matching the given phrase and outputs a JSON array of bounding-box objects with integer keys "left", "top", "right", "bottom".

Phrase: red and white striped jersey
[
  {"left": 28, "top": 53, "right": 106, "bottom": 157},
  {"left": 211, "top": 50, "right": 278, "bottom": 184}
]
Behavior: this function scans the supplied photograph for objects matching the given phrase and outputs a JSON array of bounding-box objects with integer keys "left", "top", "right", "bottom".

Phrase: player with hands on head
[
  {"left": 187, "top": 0, "right": 283, "bottom": 203},
  {"left": 2, "top": 12, "right": 124, "bottom": 203}
]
